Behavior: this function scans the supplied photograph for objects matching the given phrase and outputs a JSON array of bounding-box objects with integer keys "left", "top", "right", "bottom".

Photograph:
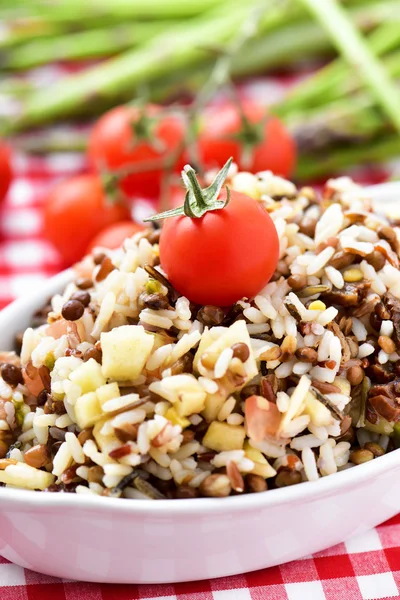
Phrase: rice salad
[{"left": 0, "top": 168, "right": 399, "bottom": 499}]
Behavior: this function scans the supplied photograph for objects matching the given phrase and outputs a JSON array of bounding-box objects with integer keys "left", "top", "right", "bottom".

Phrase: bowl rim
[{"left": 2, "top": 179, "right": 400, "bottom": 516}]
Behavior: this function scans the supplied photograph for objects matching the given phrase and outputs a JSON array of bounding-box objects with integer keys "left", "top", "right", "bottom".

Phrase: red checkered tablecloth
[{"left": 1, "top": 70, "right": 400, "bottom": 598}]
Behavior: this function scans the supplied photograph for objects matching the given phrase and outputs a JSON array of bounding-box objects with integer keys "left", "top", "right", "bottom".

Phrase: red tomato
[
  {"left": 197, "top": 101, "right": 296, "bottom": 178},
  {"left": 159, "top": 189, "right": 279, "bottom": 306},
  {"left": 44, "top": 174, "right": 130, "bottom": 265},
  {"left": 87, "top": 221, "right": 145, "bottom": 252},
  {"left": 0, "top": 143, "right": 12, "bottom": 202},
  {"left": 87, "top": 104, "right": 186, "bottom": 198}
]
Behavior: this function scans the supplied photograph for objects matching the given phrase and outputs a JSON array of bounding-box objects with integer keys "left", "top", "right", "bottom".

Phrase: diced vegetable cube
[
  {"left": 303, "top": 392, "right": 333, "bottom": 427},
  {"left": 149, "top": 374, "right": 206, "bottom": 416},
  {"left": 165, "top": 407, "right": 190, "bottom": 429},
  {"left": 75, "top": 392, "right": 102, "bottom": 429},
  {"left": 97, "top": 382, "right": 120, "bottom": 406},
  {"left": 101, "top": 325, "right": 154, "bottom": 381},
  {"left": 69, "top": 358, "right": 105, "bottom": 394},
  {"left": 203, "top": 421, "right": 245, "bottom": 451},
  {"left": 0, "top": 463, "right": 55, "bottom": 490},
  {"left": 244, "top": 441, "right": 276, "bottom": 478}
]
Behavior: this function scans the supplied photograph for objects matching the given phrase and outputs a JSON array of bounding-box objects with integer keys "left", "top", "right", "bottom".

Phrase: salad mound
[{"left": 0, "top": 167, "right": 398, "bottom": 499}]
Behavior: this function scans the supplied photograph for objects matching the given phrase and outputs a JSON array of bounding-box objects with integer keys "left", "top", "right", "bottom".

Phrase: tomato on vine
[
  {"left": 87, "top": 104, "right": 186, "bottom": 198},
  {"left": 0, "top": 142, "right": 12, "bottom": 202},
  {"left": 146, "top": 158, "right": 279, "bottom": 306},
  {"left": 196, "top": 100, "right": 296, "bottom": 178},
  {"left": 44, "top": 174, "right": 130, "bottom": 265}
]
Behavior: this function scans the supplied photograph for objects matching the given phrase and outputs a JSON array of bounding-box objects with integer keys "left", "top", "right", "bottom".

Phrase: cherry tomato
[
  {"left": 44, "top": 174, "right": 130, "bottom": 265},
  {"left": 87, "top": 221, "right": 145, "bottom": 252},
  {"left": 159, "top": 188, "right": 279, "bottom": 306},
  {"left": 87, "top": 104, "right": 186, "bottom": 198},
  {"left": 197, "top": 101, "right": 296, "bottom": 178},
  {"left": 0, "top": 142, "right": 12, "bottom": 202}
]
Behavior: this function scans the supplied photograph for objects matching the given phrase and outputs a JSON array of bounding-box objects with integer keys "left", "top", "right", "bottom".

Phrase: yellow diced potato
[
  {"left": 333, "top": 376, "right": 351, "bottom": 397},
  {"left": 0, "top": 464, "right": 55, "bottom": 490},
  {"left": 101, "top": 325, "right": 154, "bottom": 381},
  {"left": 149, "top": 375, "right": 206, "bottom": 417},
  {"left": 303, "top": 392, "right": 333, "bottom": 427},
  {"left": 165, "top": 407, "right": 190, "bottom": 429},
  {"left": 202, "top": 390, "right": 227, "bottom": 422},
  {"left": 194, "top": 320, "right": 257, "bottom": 386},
  {"left": 193, "top": 328, "right": 214, "bottom": 371},
  {"left": 203, "top": 421, "right": 245, "bottom": 452},
  {"left": 93, "top": 417, "right": 119, "bottom": 452},
  {"left": 75, "top": 392, "right": 102, "bottom": 429},
  {"left": 96, "top": 382, "right": 120, "bottom": 406},
  {"left": 244, "top": 442, "right": 277, "bottom": 478},
  {"left": 69, "top": 358, "right": 106, "bottom": 394}
]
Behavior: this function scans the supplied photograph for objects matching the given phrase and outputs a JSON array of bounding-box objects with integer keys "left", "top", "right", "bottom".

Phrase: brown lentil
[
  {"left": 311, "top": 380, "right": 341, "bottom": 394},
  {"left": 350, "top": 448, "right": 374, "bottom": 464},
  {"left": 71, "top": 291, "right": 91, "bottom": 307},
  {"left": 95, "top": 256, "right": 115, "bottom": 282},
  {"left": 346, "top": 365, "right": 364, "bottom": 386},
  {"left": 93, "top": 252, "right": 106, "bottom": 265},
  {"left": 1, "top": 363, "right": 23, "bottom": 386},
  {"left": 175, "top": 485, "right": 199, "bottom": 499},
  {"left": 378, "top": 225, "right": 397, "bottom": 245},
  {"left": 83, "top": 346, "right": 102, "bottom": 364},
  {"left": 197, "top": 305, "right": 225, "bottom": 327},
  {"left": 76, "top": 277, "right": 93, "bottom": 290},
  {"left": 61, "top": 299, "right": 84, "bottom": 321},
  {"left": 378, "top": 335, "right": 396, "bottom": 354},
  {"left": 287, "top": 274, "right": 308, "bottom": 291},
  {"left": 275, "top": 468, "right": 302, "bottom": 487},
  {"left": 77, "top": 428, "right": 94, "bottom": 446},
  {"left": 246, "top": 473, "right": 267, "bottom": 493},
  {"left": 295, "top": 347, "right": 318, "bottom": 363},
  {"left": 364, "top": 441, "right": 385, "bottom": 457},
  {"left": 367, "top": 250, "right": 386, "bottom": 271},
  {"left": 199, "top": 474, "right": 232, "bottom": 497},
  {"left": 181, "top": 429, "right": 195, "bottom": 444},
  {"left": 24, "top": 444, "right": 50, "bottom": 469},
  {"left": 87, "top": 465, "right": 104, "bottom": 483},
  {"left": 231, "top": 342, "right": 250, "bottom": 363}
]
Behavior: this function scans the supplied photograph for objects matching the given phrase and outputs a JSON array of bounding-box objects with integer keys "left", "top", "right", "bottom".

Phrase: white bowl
[{"left": 1, "top": 183, "right": 400, "bottom": 584}]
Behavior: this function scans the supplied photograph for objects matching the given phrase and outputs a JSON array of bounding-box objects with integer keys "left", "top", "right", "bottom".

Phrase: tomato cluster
[{"left": 0, "top": 98, "right": 291, "bottom": 302}]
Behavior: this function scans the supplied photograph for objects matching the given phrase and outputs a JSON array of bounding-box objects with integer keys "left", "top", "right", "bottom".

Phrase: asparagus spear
[
  {"left": 296, "top": 135, "right": 400, "bottom": 180},
  {"left": 299, "top": 0, "right": 400, "bottom": 133},
  {"left": 8, "top": 0, "right": 224, "bottom": 22},
  {"left": 0, "top": 1, "right": 273, "bottom": 133},
  {"left": 2, "top": 21, "right": 171, "bottom": 70},
  {"left": 277, "top": 16, "right": 400, "bottom": 115}
]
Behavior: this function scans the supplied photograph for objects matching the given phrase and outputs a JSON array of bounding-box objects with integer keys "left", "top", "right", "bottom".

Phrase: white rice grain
[
  {"left": 358, "top": 343, "right": 375, "bottom": 359},
  {"left": 325, "top": 266, "right": 344, "bottom": 289},
  {"left": 302, "top": 447, "right": 319, "bottom": 482},
  {"left": 318, "top": 441, "right": 337, "bottom": 476},
  {"left": 351, "top": 317, "right": 367, "bottom": 342},
  {"left": 291, "top": 435, "right": 326, "bottom": 450},
  {"left": 214, "top": 348, "right": 234, "bottom": 379}
]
